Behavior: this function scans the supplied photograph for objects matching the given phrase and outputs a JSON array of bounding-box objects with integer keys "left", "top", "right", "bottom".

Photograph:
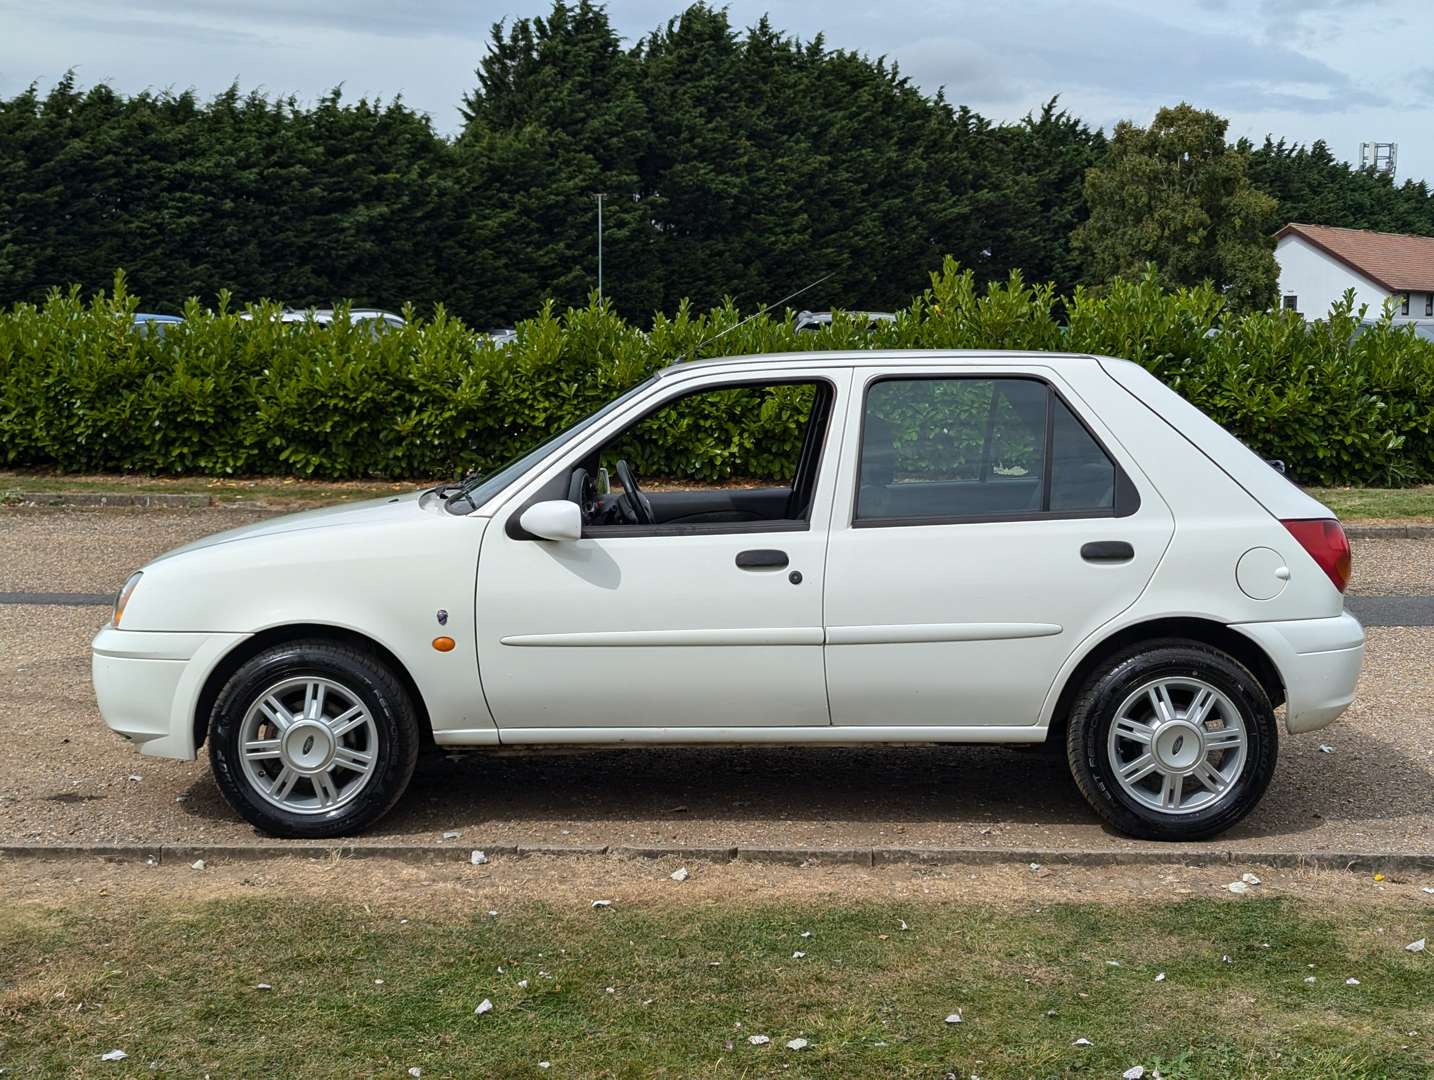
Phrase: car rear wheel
[
  {"left": 1065, "top": 640, "right": 1277, "bottom": 841},
  {"left": 208, "top": 640, "right": 420, "bottom": 839}
]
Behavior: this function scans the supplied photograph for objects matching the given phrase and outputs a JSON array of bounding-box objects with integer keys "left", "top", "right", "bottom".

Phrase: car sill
[{"left": 435, "top": 725, "right": 1047, "bottom": 747}]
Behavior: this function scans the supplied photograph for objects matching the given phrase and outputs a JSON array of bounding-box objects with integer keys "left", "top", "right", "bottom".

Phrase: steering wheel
[
  {"left": 615, "top": 459, "right": 655, "bottom": 526},
  {"left": 566, "top": 467, "right": 598, "bottom": 521}
]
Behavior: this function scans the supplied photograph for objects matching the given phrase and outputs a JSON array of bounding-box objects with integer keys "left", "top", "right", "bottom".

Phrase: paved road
[{"left": 2, "top": 507, "right": 1432, "bottom": 856}]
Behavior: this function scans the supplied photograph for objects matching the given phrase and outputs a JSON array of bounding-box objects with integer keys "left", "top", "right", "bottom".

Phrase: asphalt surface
[{"left": 2, "top": 506, "right": 1433, "bottom": 855}]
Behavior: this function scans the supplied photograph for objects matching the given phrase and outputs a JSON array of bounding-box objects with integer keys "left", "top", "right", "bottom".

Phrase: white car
[{"left": 92, "top": 350, "right": 1363, "bottom": 841}]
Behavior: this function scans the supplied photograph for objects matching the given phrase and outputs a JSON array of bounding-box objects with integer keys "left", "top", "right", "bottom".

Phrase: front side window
[
  {"left": 855, "top": 376, "right": 1121, "bottom": 524},
  {"left": 1426, "top": 293, "right": 1432, "bottom": 317},
  {"left": 1401, "top": 292, "right": 1411, "bottom": 315},
  {"left": 1282, "top": 295, "right": 1298, "bottom": 311},
  {"left": 572, "top": 379, "right": 833, "bottom": 534}
]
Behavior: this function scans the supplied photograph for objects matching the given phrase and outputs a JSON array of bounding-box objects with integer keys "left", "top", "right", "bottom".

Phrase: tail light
[{"left": 1281, "top": 518, "right": 1351, "bottom": 593}]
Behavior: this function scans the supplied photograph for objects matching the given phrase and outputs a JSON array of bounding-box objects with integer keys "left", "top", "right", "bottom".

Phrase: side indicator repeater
[{"left": 432, "top": 636, "right": 456, "bottom": 652}]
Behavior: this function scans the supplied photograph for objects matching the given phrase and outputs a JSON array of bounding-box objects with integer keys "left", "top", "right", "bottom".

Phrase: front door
[
  {"left": 475, "top": 369, "right": 850, "bottom": 734},
  {"left": 822, "top": 367, "right": 1175, "bottom": 729}
]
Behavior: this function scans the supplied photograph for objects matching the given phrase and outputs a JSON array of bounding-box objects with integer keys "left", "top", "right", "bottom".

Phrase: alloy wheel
[
  {"left": 1106, "top": 676, "right": 1249, "bottom": 815},
  {"left": 237, "top": 676, "right": 379, "bottom": 814}
]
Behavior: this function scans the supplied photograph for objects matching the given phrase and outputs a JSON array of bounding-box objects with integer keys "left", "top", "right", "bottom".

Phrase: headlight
[{"left": 113, "top": 572, "right": 143, "bottom": 627}]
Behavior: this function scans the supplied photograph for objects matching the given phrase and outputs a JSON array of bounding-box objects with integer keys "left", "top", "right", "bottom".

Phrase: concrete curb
[
  {"left": 2, "top": 491, "right": 214, "bottom": 509},
  {"left": 2, "top": 843, "right": 1432, "bottom": 874},
  {"left": 1344, "top": 523, "right": 1434, "bottom": 539}
]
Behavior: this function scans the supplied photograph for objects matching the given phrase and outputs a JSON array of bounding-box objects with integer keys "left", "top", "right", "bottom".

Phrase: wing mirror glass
[{"left": 519, "top": 499, "right": 583, "bottom": 541}]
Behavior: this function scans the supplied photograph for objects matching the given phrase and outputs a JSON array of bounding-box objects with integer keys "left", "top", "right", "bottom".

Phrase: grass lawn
[
  {"left": 0, "top": 469, "right": 421, "bottom": 507},
  {"left": 1, "top": 891, "right": 1430, "bottom": 1078},
  {"left": 1305, "top": 486, "right": 1434, "bottom": 523}
]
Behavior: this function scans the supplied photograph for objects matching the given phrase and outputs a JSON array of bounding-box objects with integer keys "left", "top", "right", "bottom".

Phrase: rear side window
[{"left": 856, "top": 376, "right": 1126, "bottom": 524}]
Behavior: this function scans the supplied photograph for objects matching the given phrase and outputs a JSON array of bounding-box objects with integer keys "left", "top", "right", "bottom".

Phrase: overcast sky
[{"left": 2, "top": 0, "right": 1429, "bottom": 184}]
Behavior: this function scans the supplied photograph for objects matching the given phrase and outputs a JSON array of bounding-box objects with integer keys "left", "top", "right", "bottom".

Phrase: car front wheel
[
  {"left": 1066, "top": 641, "right": 1278, "bottom": 841},
  {"left": 208, "top": 640, "right": 420, "bottom": 839}
]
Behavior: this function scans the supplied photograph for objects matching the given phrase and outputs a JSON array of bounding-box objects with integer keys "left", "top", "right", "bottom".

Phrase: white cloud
[{"left": 0, "top": 0, "right": 1426, "bottom": 181}]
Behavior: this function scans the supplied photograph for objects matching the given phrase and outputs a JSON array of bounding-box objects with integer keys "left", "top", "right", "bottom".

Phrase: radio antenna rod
[{"left": 673, "top": 272, "right": 834, "bottom": 365}]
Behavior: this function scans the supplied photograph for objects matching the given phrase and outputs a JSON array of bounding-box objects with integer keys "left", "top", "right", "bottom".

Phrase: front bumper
[
  {"left": 1232, "top": 612, "right": 1365, "bottom": 735},
  {"left": 92, "top": 626, "right": 249, "bottom": 760}
]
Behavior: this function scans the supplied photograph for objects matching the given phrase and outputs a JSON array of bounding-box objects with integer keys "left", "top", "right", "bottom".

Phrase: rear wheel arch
[
  {"left": 193, "top": 624, "right": 433, "bottom": 752},
  {"left": 1046, "top": 617, "right": 1285, "bottom": 744}
]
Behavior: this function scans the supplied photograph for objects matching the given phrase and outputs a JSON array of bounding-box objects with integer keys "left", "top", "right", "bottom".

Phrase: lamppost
[{"left": 593, "top": 192, "right": 607, "bottom": 299}]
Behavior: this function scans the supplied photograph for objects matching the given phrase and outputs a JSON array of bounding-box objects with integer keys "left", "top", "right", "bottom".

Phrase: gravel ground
[
  {"left": 2, "top": 507, "right": 1432, "bottom": 854},
  {"left": 2, "top": 506, "right": 1432, "bottom": 597},
  {"left": 0, "top": 598, "right": 1429, "bottom": 854},
  {"left": 1347, "top": 538, "right": 1434, "bottom": 595},
  {"left": 0, "top": 507, "right": 278, "bottom": 594}
]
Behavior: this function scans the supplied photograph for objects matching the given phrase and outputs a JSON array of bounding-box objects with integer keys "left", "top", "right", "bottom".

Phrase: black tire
[
  {"left": 208, "top": 639, "right": 420, "bottom": 839},
  {"left": 1065, "top": 640, "right": 1277, "bottom": 841}
]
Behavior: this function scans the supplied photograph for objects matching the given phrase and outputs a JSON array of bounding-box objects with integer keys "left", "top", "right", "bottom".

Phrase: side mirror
[{"left": 519, "top": 500, "right": 583, "bottom": 541}]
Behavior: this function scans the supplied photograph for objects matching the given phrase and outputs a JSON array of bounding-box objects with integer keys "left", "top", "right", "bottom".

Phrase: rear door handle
[
  {"left": 1081, "top": 541, "right": 1134, "bottom": 563},
  {"left": 735, "top": 549, "right": 789, "bottom": 570}
]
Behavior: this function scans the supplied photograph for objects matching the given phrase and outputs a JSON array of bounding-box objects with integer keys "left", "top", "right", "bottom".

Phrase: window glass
[
  {"left": 1049, "top": 397, "right": 1116, "bottom": 511},
  {"left": 604, "top": 383, "right": 817, "bottom": 488},
  {"left": 856, "top": 376, "right": 1118, "bottom": 522},
  {"left": 856, "top": 378, "right": 1047, "bottom": 521}
]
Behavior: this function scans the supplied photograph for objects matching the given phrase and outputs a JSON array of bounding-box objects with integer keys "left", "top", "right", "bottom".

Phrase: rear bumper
[
  {"left": 1232, "top": 612, "right": 1364, "bottom": 735},
  {"left": 91, "top": 626, "right": 249, "bottom": 760}
]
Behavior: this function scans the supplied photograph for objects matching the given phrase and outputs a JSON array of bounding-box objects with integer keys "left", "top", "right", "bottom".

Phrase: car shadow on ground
[{"left": 172, "top": 731, "right": 1434, "bottom": 846}]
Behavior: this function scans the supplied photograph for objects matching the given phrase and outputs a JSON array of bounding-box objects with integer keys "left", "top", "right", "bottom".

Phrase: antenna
[{"left": 672, "top": 272, "right": 834, "bottom": 365}]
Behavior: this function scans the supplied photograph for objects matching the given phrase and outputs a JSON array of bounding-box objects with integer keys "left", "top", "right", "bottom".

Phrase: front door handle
[
  {"left": 1081, "top": 540, "right": 1134, "bottom": 562},
  {"left": 735, "top": 549, "right": 789, "bottom": 570}
]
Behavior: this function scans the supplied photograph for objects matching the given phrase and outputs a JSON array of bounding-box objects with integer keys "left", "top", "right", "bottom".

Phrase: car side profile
[{"left": 92, "top": 350, "right": 1363, "bottom": 841}]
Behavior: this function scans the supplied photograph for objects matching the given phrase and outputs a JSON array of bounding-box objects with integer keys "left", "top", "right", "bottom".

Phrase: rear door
[{"left": 822, "top": 364, "right": 1174, "bottom": 730}]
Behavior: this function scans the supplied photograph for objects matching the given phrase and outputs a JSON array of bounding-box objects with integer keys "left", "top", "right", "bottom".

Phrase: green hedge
[{"left": 2, "top": 262, "right": 1433, "bottom": 486}]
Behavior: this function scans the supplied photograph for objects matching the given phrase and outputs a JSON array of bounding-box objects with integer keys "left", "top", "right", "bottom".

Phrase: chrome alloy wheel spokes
[
  {"left": 1106, "top": 677, "right": 1249, "bottom": 816},
  {"left": 238, "top": 676, "right": 378, "bottom": 815}
]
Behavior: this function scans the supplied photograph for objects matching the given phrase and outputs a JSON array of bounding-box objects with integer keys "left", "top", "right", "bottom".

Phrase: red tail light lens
[{"left": 1281, "top": 518, "right": 1351, "bottom": 593}]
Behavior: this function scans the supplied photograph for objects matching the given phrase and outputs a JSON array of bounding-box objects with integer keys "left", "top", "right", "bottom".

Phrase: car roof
[{"left": 660, "top": 349, "right": 1099, "bottom": 375}]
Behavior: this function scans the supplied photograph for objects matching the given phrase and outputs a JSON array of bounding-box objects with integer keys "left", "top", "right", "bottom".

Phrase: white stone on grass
[
  {"left": 591, "top": 900, "right": 612, "bottom": 909},
  {"left": 1123, "top": 1067, "right": 1146, "bottom": 1079},
  {"left": 475, "top": 998, "right": 494, "bottom": 1015},
  {"left": 190, "top": 859, "right": 205, "bottom": 871},
  {"left": 670, "top": 867, "right": 689, "bottom": 882},
  {"left": 1154, "top": 972, "right": 1166, "bottom": 982},
  {"left": 748, "top": 1035, "right": 770, "bottom": 1046},
  {"left": 100, "top": 1051, "right": 127, "bottom": 1062},
  {"left": 1406, "top": 939, "right": 1426, "bottom": 953},
  {"left": 786, "top": 1038, "right": 809, "bottom": 1051},
  {"left": 470, "top": 850, "right": 488, "bottom": 865},
  {"left": 1346, "top": 978, "right": 1360, "bottom": 986},
  {"left": 945, "top": 1013, "right": 962, "bottom": 1024},
  {"left": 1073, "top": 1037, "right": 1092, "bottom": 1046}
]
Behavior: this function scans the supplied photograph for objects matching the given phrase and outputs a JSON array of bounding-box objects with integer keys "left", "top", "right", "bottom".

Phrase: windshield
[{"left": 445, "top": 376, "right": 658, "bottom": 515}]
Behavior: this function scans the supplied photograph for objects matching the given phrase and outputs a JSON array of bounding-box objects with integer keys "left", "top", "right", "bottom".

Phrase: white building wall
[{"left": 1275, "top": 234, "right": 1433, "bottom": 325}]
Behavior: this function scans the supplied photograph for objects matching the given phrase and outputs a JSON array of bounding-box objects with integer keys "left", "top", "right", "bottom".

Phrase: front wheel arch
[{"left": 193, "top": 624, "right": 433, "bottom": 753}]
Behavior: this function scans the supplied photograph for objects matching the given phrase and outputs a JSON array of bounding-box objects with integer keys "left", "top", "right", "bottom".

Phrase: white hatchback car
[{"left": 93, "top": 351, "right": 1363, "bottom": 841}]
